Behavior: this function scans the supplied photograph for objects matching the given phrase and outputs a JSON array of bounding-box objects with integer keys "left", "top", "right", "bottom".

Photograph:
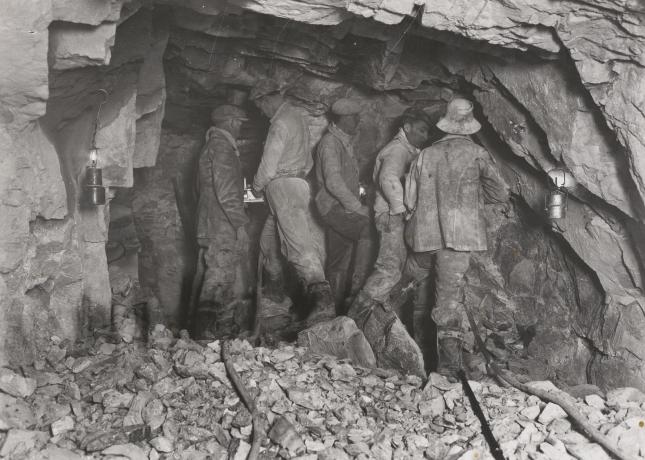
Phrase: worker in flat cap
[
  {"left": 314, "top": 98, "right": 371, "bottom": 313},
  {"left": 346, "top": 107, "right": 431, "bottom": 378},
  {"left": 404, "top": 98, "right": 509, "bottom": 379},
  {"left": 250, "top": 81, "right": 330, "bottom": 327},
  {"left": 191, "top": 104, "right": 251, "bottom": 339}
]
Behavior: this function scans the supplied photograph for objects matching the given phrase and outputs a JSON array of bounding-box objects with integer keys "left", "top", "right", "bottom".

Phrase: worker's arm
[
  {"left": 404, "top": 152, "right": 423, "bottom": 212},
  {"left": 378, "top": 150, "right": 408, "bottom": 215},
  {"left": 318, "top": 138, "right": 362, "bottom": 212},
  {"left": 253, "top": 120, "right": 287, "bottom": 193},
  {"left": 212, "top": 144, "right": 249, "bottom": 229},
  {"left": 479, "top": 157, "right": 510, "bottom": 204}
]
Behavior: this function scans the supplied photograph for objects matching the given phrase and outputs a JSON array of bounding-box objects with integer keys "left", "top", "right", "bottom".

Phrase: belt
[{"left": 272, "top": 172, "right": 307, "bottom": 181}]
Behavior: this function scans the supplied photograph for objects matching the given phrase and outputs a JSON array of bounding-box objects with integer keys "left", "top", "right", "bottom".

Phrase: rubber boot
[
  {"left": 349, "top": 238, "right": 372, "bottom": 297},
  {"left": 437, "top": 336, "right": 463, "bottom": 382},
  {"left": 328, "top": 270, "right": 348, "bottom": 315},
  {"left": 305, "top": 281, "right": 336, "bottom": 327},
  {"left": 347, "top": 291, "right": 425, "bottom": 378}
]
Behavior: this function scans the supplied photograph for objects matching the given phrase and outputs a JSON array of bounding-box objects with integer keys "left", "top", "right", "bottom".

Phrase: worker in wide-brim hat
[
  {"left": 404, "top": 97, "right": 510, "bottom": 380},
  {"left": 191, "top": 104, "right": 251, "bottom": 340}
]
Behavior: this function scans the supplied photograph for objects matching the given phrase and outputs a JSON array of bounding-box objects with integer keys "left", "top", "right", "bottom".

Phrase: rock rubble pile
[{"left": 1, "top": 325, "right": 645, "bottom": 460}]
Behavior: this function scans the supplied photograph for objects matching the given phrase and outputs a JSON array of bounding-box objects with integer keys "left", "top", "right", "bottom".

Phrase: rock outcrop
[{"left": 1, "top": 0, "right": 644, "bottom": 391}]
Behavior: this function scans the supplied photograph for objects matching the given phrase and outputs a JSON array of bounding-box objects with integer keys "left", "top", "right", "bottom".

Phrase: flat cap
[
  {"left": 248, "top": 80, "right": 282, "bottom": 101},
  {"left": 211, "top": 105, "right": 249, "bottom": 122},
  {"left": 331, "top": 98, "right": 362, "bottom": 116}
]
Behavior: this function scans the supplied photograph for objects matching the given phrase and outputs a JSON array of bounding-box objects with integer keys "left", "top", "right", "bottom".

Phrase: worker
[
  {"left": 346, "top": 107, "right": 431, "bottom": 377},
  {"left": 352, "top": 108, "right": 431, "bottom": 310},
  {"left": 250, "top": 82, "right": 333, "bottom": 327},
  {"left": 192, "top": 105, "right": 251, "bottom": 339},
  {"left": 404, "top": 97, "right": 510, "bottom": 378},
  {"left": 314, "top": 98, "right": 371, "bottom": 312}
]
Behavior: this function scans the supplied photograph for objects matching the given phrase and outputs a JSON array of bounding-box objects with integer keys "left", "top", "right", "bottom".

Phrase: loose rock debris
[{"left": 1, "top": 324, "right": 645, "bottom": 459}]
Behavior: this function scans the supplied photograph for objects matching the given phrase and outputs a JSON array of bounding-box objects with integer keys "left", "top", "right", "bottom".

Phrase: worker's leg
[
  {"left": 265, "top": 178, "right": 326, "bottom": 284},
  {"left": 321, "top": 204, "right": 370, "bottom": 312},
  {"left": 431, "top": 249, "right": 472, "bottom": 376},
  {"left": 360, "top": 212, "right": 406, "bottom": 303}
]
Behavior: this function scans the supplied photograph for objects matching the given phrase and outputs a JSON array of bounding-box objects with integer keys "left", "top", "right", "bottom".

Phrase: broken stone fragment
[
  {"left": 149, "top": 436, "right": 174, "bottom": 452},
  {"left": 538, "top": 402, "right": 568, "bottom": 425},
  {"left": 50, "top": 415, "right": 74, "bottom": 436},
  {"left": 606, "top": 387, "right": 645, "bottom": 409},
  {"left": 297, "top": 316, "right": 376, "bottom": 368},
  {"left": 268, "top": 415, "right": 305, "bottom": 455},
  {"left": 0, "top": 393, "right": 35, "bottom": 430},
  {"left": 101, "top": 443, "right": 147, "bottom": 460},
  {"left": 0, "top": 368, "right": 37, "bottom": 398},
  {"left": 0, "top": 429, "right": 48, "bottom": 457}
]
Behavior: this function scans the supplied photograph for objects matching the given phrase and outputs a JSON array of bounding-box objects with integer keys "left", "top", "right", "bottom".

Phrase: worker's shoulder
[
  {"left": 377, "top": 137, "right": 409, "bottom": 160},
  {"left": 203, "top": 133, "right": 235, "bottom": 156}
]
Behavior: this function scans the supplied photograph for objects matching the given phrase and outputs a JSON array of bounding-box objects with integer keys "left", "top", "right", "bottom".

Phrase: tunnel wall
[{"left": 1, "top": 0, "right": 644, "bottom": 390}]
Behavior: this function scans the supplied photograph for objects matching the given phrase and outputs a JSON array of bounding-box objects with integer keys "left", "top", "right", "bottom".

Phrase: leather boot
[
  {"left": 305, "top": 281, "right": 336, "bottom": 327},
  {"left": 437, "top": 336, "right": 463, "bottom": 381}
]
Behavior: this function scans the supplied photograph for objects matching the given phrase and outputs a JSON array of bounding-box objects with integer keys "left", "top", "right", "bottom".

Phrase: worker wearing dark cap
[
  {"left": 192, "top": 105, "right": 250, "bottom": 339},
  {"left": 250, "top": 81, "right": 332, "bottom": 327},
  {"left": 314, "top": 98, "right": 371, "bottom": 312}
]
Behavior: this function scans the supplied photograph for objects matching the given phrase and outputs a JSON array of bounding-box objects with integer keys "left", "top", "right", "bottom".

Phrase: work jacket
[
  {"left": 373, "top": 129, "right": 420, "bottom": 216},
  {"left": 195, "top": 127, "right": 249, "bottom": 240},
  {"left": 314, "top": 124, "right": 362, "bottom": 216},
  {"left": 253, "top": 102, "right": 312, "bottom": 192},
  {"left": 404, "top": 134, "right": 509, "bottom": 252}
]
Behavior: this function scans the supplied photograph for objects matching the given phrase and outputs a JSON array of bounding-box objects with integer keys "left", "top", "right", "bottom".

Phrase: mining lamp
[
  {"left": 545, "top": 167, "right": 575, "bottom": 220},
  {"left": 86, "top": 90, "right": 108, "bottom": 206}
]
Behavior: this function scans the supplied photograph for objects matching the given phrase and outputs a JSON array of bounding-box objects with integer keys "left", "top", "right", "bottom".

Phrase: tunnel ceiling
[{"left": 1, "top": 0, "right": 645, "bottom": 388}]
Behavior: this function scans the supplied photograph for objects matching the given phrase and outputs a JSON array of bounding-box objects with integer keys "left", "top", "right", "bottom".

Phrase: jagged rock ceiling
[{"left": 1, "top": 0, "right": 644, "bottom": 389}]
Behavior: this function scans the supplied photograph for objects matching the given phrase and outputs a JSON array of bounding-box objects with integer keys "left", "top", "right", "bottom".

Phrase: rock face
[{"left": 1, "top": 0, "right": 645, "bottom": 391}]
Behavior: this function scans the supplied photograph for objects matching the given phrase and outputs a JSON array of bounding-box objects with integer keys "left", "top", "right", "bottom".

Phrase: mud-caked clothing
[
  {"left": 361, "top": 129, "right": 420, "bottom": 302},
  {"left": 253, "top": 103, "right": 326, "bottom": 285},
  {"left": 404, "top": 134, "right": 509, "bottom": 342},
  {"left": 314, "top": 124, "right": 370, "bottom": 303},
  {"left": 405, "top": 134, "right": 509, "bottom": 252},
  {"left": 194, "top": 127, "right": 250, "bottom": 332}
]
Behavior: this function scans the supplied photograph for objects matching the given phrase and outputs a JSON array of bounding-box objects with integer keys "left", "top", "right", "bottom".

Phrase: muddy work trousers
[
  {"left": 321, "top": 204, "right": 371, "bottom": 310},
  {"left": 361, "top": 212, "right": 406, "bottom": 303},
  {"left": 260, "top": 177, "right": 326, "bottom": 285},
  {"left": 406, "top": 249, "right": 473, "bottom": 341},
  {"left": 194, "top": 236, "right": 249, "bottom": 334}
]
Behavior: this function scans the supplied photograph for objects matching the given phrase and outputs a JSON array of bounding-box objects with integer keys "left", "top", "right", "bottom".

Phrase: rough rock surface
[
  {"left": 1, "top": 0, "right": 645, "bottom": 393},
  {"left": 1, "top": 328, "right": 644, "bottom": 460}
]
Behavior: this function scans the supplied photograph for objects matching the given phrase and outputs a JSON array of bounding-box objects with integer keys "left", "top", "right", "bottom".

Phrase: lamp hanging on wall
[
  {"left": 545, "top": 167, "right": 575, "bottom": 220},
  {"left": 86, "top": 89, "right": 108, "bottom": 206}
]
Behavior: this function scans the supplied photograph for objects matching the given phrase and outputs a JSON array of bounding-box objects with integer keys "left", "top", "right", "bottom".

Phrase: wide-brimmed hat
[
  {"left": 436, "top": 98, "right": 481, "bottom": 135},
  {"left": 211, "top": 105, "right": 249, "bottom": 122}
]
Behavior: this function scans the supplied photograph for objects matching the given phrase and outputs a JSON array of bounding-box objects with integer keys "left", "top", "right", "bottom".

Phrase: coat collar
[
  {"left": 206, "top": 127, "right": 240, "bottom": 157},
  {"left": 395, "top": 128, "right": 420, "bottom": 155},
  {"left": 328, "top": 123, "right": 353, "bottom": 151}
]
